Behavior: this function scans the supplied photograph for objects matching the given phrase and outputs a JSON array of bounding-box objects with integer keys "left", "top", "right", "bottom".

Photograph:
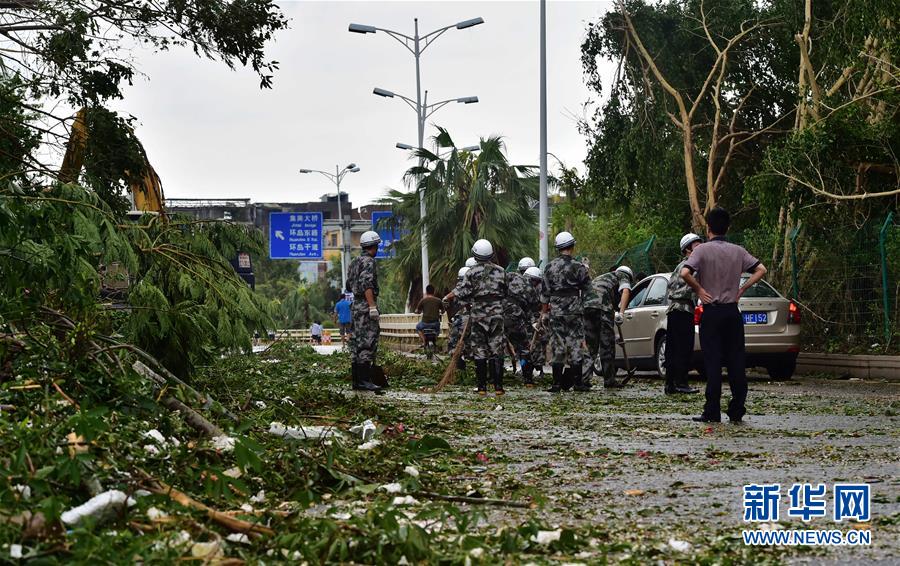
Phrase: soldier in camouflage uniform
[
  {"left": 346, "top": 231, "right": 383, "bottom": 393},
  {"left": 541, "top": 232, "right": 591, "bottom": 393},
  {"left": 584, "top": 265, "right": 634, "bottom": 388},
  {"left": 504, "top": 260, "right": 538, "bottom": 385},
  {"left": 446, "top": 266, "right": 471, "bottom": 371},
  {"left": 664, "top": 234, "right": 702, "bottom": 395},
  {"left": 444, "top": 239, "right": 508, "bottom": 395},
  {"left": 523, "top": 266, "right": 546, "bottom": 385}
]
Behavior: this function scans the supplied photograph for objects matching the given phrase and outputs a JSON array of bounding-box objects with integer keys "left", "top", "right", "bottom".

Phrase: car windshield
[{"left": 739, "top": 277, "right": 781, "bottom": 298}]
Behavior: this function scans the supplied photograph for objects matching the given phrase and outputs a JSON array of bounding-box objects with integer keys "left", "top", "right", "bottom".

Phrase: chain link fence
[{"left": 580, "top": 216, "right": 899, "bottom": 354}]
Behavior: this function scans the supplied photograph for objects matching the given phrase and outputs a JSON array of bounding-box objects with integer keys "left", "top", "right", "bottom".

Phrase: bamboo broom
[{"left": 430, "top": 316, "right": 471, "bottom": 393}]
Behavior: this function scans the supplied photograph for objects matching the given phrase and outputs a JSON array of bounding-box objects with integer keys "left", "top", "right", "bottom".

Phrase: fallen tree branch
[
  {"left": 415, "top": 491, "right": 531, "bottom": 508},
  {"left": 142, "top": 475, "right": 274, "bottom": 537},
  {"left": 132, "top": 361, "right": 224, "bottom": 438}
]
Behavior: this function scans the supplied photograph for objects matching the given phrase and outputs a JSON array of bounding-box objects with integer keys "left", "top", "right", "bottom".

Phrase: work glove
[
  {"left": 614, "top": 312, "right": 624, "bottom": 326},
  {"left": 368, "top": 306, "right": 380, "bottom": 321}
]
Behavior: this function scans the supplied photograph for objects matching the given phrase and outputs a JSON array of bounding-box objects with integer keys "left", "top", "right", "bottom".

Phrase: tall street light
[
  {"left": 350, "top": 16, "right": 484, "bottom": 294},
  {"left": 396, "top": 142, "right": 481, "bottom": 154},
  {"left": 299, "top": 164, "right": 360, "bottom": 291},
  {"left": 538, "top": 0, "right": 549, "bottom": 268}
]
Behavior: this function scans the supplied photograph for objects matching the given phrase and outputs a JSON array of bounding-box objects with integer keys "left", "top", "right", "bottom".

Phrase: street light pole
[
  {"left": 350, "top": 16, "right": 484, "bottom": 294},
  {"left": 538, "top": 0, "right": 549, "bottom": 268},
  {"left": 299, "top": 164, "right": 360, "bottom": 292}
]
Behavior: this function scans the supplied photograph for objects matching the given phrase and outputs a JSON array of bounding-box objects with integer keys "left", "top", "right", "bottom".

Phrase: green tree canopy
[{"left": 382, "top": 128, "right": 538, "bottom": 303}]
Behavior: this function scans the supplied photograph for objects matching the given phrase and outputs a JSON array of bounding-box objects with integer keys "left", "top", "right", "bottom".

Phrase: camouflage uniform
[
  {"left": 527, "top": 279, "right": 548, "bottom": 371},
  {"left": 447, "top": 286, "right": 471, "bottom": 359},
  {"left": 504, "top": 272, "right": 534, "bottom": 369},
  {"left": 664, "top": 259, "right": 697, "bottom": 390},
  {"left": 346, "top": 254, "right": 379, "bottom": 365},
  {"left": 541, "top": 255, "right": 591, "bottom": 366},
  {"left": 454, "top": 262, "right": 508, "bottom": 360},
  {"left": 583, "top": 270, "right": 634, "bottom": 384}
]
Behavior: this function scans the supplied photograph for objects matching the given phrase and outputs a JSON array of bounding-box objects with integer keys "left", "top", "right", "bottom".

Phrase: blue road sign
[
  {"left": 372, "top": 211, "right": 399, "bottom": 259},
  {"left": 269, "top": 212, "right": 323, "bottom": 259}
]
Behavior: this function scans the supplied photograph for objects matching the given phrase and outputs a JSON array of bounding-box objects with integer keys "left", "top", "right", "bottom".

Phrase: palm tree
[{"left": 381, "top": 128, "right": 538, "bottom": 307}]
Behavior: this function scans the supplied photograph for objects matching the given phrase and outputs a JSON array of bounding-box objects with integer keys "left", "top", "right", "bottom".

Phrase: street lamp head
[
  {"left": 345, "top": 163, "right": 357, "bottom": 170},
  {"left": 349, "top": 167, "right": 360, "bottom": 173},
  {"left": 348, "top": 23, "right": 376, "bottom": 34},
  {"left": 395, "top": 142, "right": 415, "bottom": 150},
  {"left": 456, "top": 17, "right": 484, "bottom": 30},
  {"left": 457, "top": 96, "right": 479, "bottom": 104},
  {"left": 298, "top": 169, "right": 312, "bottom": 173},
  {"left": 461, "top": 145, "right": 481, "bottom": 152},
  {"left": 373, "top": 87, "right": 395, "bottom": 98}
]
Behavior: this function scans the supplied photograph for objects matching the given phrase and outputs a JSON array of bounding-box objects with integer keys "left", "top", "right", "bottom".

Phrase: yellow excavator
[
  {"left": 59, "top": 107, "right": 166, "bottom": 215},
  {"left": 59, "top": 108, "right": 255, "bottom": 291}
]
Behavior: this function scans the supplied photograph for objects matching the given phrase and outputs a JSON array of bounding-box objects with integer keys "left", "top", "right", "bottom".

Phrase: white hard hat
[
  {"left": 524, "top": 266, "right": 542, "bottom": 280},
  {"left": 554, "top": 231, "right": 576, "bottom": 250},
  {"left": 471, "top": 239, "right": 494, "bottom": 261},
  {"left": 615, "top": 265, "right": 633, "bottom": 278},
  {"left": 465, "top": 257, "right": 477, "bottom": 267},
  {"left": 457, "top": 266, "right": 470, "bottom": 279},
  {"left": 360, "top": 230, "right": 381, "bottom": 248},
  {"left": 680, "top": 233, "right": 702, "bottom": 252},
  {"left": 518, "top": 257, "right": 535, "bottom": 271}
]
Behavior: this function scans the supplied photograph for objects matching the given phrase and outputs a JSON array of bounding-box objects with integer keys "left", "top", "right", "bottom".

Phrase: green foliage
[{"left": 383, "top": 128, "right": 539, "bottom": 298}]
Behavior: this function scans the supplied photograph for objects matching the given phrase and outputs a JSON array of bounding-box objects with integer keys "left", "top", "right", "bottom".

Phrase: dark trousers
[
  {"left": 665, "top": 310, "right": 694, "bottom": 389},
  {"left": 699, "top": 303, "right": 747, "bottom": 419}
]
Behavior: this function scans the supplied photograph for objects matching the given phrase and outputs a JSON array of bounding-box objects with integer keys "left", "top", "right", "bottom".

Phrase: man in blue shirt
[{"left": 333, "top": 291, "right": 353, "bottom": 348}]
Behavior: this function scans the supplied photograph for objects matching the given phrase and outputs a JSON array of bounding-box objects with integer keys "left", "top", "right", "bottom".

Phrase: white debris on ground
[
  {"left": 357, "top": 439, "right": 381, "bottom": 450},
  {"left": 379, "top": 482, "right": 403, "bottom": 494},
  {"left": 668, "top": 538, "right": 692, "bottom": 552},
  {"left": 250, "top": 490, "right": 266, "bottom": 504},
  {"left": 268, "top": 422, "right": 340, "bottom": 441},
  {"left": 210, "top": 435, "right": 235, "bottom": 452},
  {"left": 146, "top": 507, "right": 168, "bottom": 520},
  {"left": 61, "top": 490, "right": 137, "bottom": 526},
  {"left": 349, "top": 419, "right": 377, "bottom": 441},
  {"left": 391, "top": 496, "right": 419, "bottom": 506},
  {"left": 226, "top": 533, "right": 251, "bottom": 545},
  {"left": 530, "top": 529, "right": 562, "bottom": 545},
  {"left": 13, "top": 484, "right": 31, "bottom": 500},
  {"left": 9, "top": 545, "right": 23, "bottom": 559},
  {"left": 403, "top": 466, "right": 419, "bottom": 478}
]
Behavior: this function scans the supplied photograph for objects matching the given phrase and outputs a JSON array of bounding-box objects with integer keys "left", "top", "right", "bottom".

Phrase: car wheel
[
  {"left": 655, "top": 333, "right": 667, "bottom": 380},
  {"left": 767, "top": 361, "right": 796, "bottom": 381}
]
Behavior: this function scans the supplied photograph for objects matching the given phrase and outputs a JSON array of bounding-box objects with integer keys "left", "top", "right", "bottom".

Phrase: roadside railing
[{"left": 379, "top": 314, "right": 449, "bottom": 353}]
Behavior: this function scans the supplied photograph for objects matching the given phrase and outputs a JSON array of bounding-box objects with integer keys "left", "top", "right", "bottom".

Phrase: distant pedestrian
[
  {"left": 310, "top": 321, "right": 323, "bottom": 344},
  {"left": 664, "top": 234, "right": 703, "bottom": 395},
  {"left": 541, "top": 231, "right": 591, "bottom": 393},
  {"left": 333, "top": 292, "right": 353, "bottom": 346},
  {"left": 415, "top": 284, "right": 444, "bottom": 348},
  {"left": 681, "top": 208, "right": 767, "bottom": 423},
  {"left": 346, "top": 231, "right": 384, "bottom": 393}
]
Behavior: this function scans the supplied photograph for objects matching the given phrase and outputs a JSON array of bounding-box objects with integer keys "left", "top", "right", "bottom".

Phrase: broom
[{"left": 430, "top": 316, "right": 471, "bottom": 393}]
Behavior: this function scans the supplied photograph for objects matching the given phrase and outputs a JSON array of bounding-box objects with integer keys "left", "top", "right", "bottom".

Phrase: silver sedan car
[{"left": 614, "top": 273, "right": 801, "bottom": 379}]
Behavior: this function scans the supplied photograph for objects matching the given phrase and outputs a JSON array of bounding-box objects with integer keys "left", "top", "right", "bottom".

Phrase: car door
[
  {"left": 620, "top": 277, "right": 652, "bottom": 358},
  {"left": 622, "top": 276, "right": 668, "bottom": 358}
]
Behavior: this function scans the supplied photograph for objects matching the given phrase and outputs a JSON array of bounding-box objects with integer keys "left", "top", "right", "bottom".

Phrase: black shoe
[
  {"left": 664, "top": 383, "right": 677, "bottom": 395},
  {"left": 561, "top": 366, "right": 575, "bottom": 391},
  {"left": 726, "top": 407, "right": 746, "bottom": 423},
  {"left": 675, "top": 385, "right": 700, "bottom": 394},
  {"left": 547, "top": 364, "right": 563, "bottom": 393},
  {"left": 692, "top": 414, "right": 721, "bottom": 423},
  {"left": 490, "top": 358, "right": 504, "bottom": 392},
  {"left": 351, "top": 362, "right": 363, "bottom": 390},
  {"left": 475, "top": 360, "right": 488, "bottom": 394},
  {"left": 572, "top": 364, "right": 591, "bottom": 391},
  {"left": 357, "top": 363, "right": 384, "bottom": 394}
]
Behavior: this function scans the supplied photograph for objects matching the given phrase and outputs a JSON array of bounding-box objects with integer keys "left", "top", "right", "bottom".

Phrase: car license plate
[{"left": 743, "top": 312, "right": 768, "bottom": 325}]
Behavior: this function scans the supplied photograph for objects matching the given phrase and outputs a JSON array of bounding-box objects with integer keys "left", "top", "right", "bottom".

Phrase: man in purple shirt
[{"left": 681, "top": 208, "right": 767, "bottom": 423}]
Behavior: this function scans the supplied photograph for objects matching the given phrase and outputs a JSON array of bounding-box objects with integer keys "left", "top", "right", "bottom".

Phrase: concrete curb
[{"left": 797, "top": 353, "right": 900, "bottom": 380}]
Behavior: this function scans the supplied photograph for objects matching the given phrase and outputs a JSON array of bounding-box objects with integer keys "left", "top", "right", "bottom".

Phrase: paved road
[{"left": 379, "top": 376, "right": 899, "bottom": 563}]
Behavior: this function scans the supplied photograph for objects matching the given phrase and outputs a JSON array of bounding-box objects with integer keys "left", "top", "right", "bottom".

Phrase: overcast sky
[{"left": 113, "top": 1, "right": 615, "bottom": 207}]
